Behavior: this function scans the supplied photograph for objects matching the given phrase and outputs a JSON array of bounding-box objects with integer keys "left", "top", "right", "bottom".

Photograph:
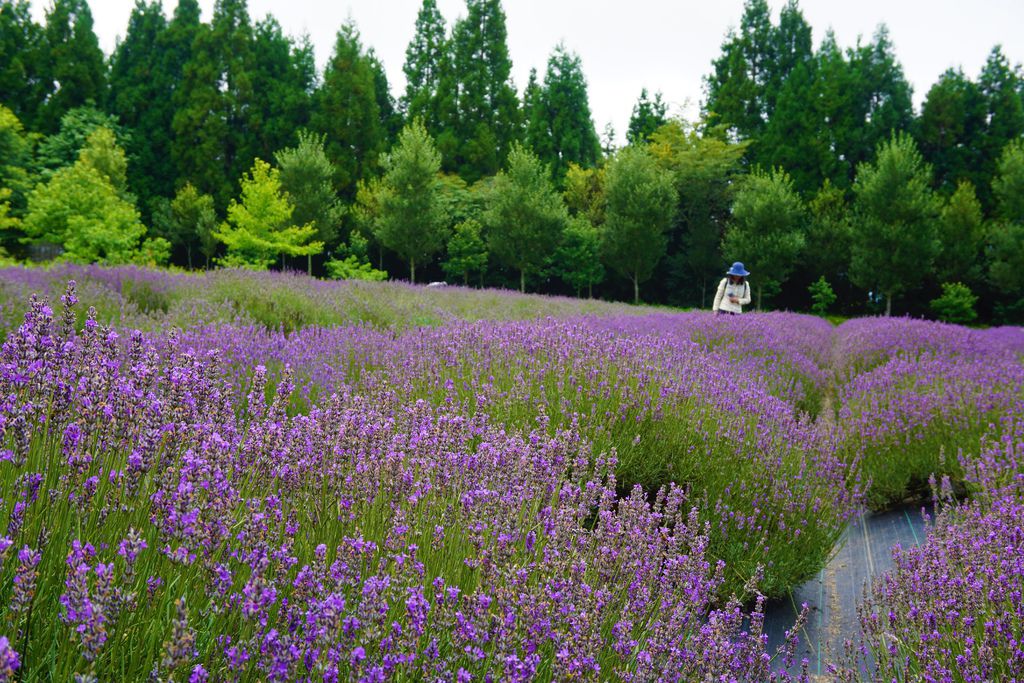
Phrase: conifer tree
[
  {"left": 37, "top": 0, "right": 106, "bottom": 133},
  {"left": 401, "top": 0, "right": 448, "bottom": 134},
  {"left": 0, "top": 1, "right": 47, "bottom": 127},
  {"left": 627, "top": 88, "right": 668, "bottom": 145}
]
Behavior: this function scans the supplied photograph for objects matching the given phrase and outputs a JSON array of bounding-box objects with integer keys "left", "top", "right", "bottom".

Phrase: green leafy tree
[
  {"left": 556, "top": 215, "right": 604, "bottom": 298},
  {"left": 563, "top": 162, "right": 605, "bottom": 227},
  {"left": 370, "top": 120, "right": 447, "bottom": 283},
  {"left": 443, "top": 218, "right": 488, "bottom": 286},
  {"left": 936, "top": 181, "right": 985, "bottom": 287},
  {"left": 22, "top": 129, "right": 167, "bottom": 264},
  {"left": 993, "top": 139, "right": 1024, "bottom": 223},
  {"left": 803, "top": 180, "right": 852, "bottom": 281},
  {"left": 325, "top": 231, "right": 387, "bottom": 281},
  {"left": 648, "top": 120, "right": 748, "bottom": 307},
  {"left": 151, "top": 183, "right": 218, "bottom": 269},
  {"left": 0, "top": 105, "right": 34, "bottom": 216},
  {"left": 484, "top": 143, "right": 568, "bottom": 292},
  {"left": 275, "top": 131, "right": 344, "bottom": 275},
  {"left": 627, "top": 88, "right": 668, "bottom": 145},
  {"left": 603, "top": 145, "right": 676, "bottom": 303},
  {"left": 35, "top": 106, "right": 129, "bottom": 176},
  {"left": 808, "top": 276, "right": 836, "bottom": 315},
  {"left": 0, "top": 188, "right": 19, "bottom": 235},
  {"left": 850, "top": 133, "right": 941, "bottom": 315},
  {"left": 722, "top": 168, "right": 806, "bottom": 309},
  {"left": 401, "top": 0, "right": 448, "bottom": 134},
  {"left": 977, "top": 46, "right": 1024, "bottom": 210},
  {"left": 36, "top": 0, "right": 106, "bottom": 133},
  {"left": 988, "top": 140, "right": 1024, "bottom": 322},
  {"left": 76, "top": 127, "right": 130, "bottom": 198},
  {"left": 214, "top": 158, "right": 322, "bottom": 269},
  {"left": 310, "top": 22, "right": 384, "bottom": 199},
  {"left": 930, "top": 282, "right": 978, "bottom": 324},
  {"left": 446, "top": 0, "right": 521, "bottom": 181},
  {"left": 0, "top": 0, "right": 46, "bottom": 127}
]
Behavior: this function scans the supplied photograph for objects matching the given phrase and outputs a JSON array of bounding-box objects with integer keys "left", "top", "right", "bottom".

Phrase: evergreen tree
[
  {"left": 977, "top": 46, "right": 1024, "bottom": 210},
  {"left": 850, "top": 133, "right": 941, "bottom": 315},
  {"left": 368, "top": 48, "right": 402, "bottom": 142},
  {"left": 556, "top": 215, "right": 604, "bottom": 297},
  {"left": 371, "top": 120, "right": 447, "bottom": 283},
  {"left": 484, "top": 143, "right": 567, "bottom": 292},
  {"left": 247, "top": 20, "right": 315, "bottom": 165},
  {"left": 0, "top": 0, "right": 46, "bottom": 127},
  {"left": 35, "top": 106, "right": 130, "bottom": 175},
  {"left": 443, "top": 218, "right": 488, "bottom": 286},
  {"left": 800, "top": 179, "right": 853, "bottom": 303},
  {"left": 401, "top": 0, "right": 448, "bottom": 133},
  {"left": 447, "top": 0, "right": 521, "bottom": 181},
  {"left": 172, "top": 0, "right": 256, "bottom": 210},
  {"left": 534, "top": 45, "right": 600, "bottom": 181},
  {"left": 151, "top": 183, "right": 218, "bottom": 269},
  {"left": 274, "top": 131, "right": 344, "bottom": 274},
  {"left": 935, "top": 180, "right": 985, "bottom": 287},
  {"left": 107, "top": 1, "right": 174, "bottom": 213},
  {"left": 310, "top": 22, "right": 384, "bottom": 199},
  {"left": 627, "top": 88, "right": 668, "bottom": 145},
  {"left": 721, "top": 168, "right": 806, "bottom": 309},
  {"left": 812, "top": 31, "right": 862, "bottom": 189},
  {"left": 36, "top": 0, "right": 106, "bottom": 133},
  {"left": 214, "top": 158, "right": 321, "bottom": 269},
  {"left": 603, "top": 145, "right": 676, "bottom": 304},
  {"left": 522, "top": 68, "right": 553, "bottom": 164},
  {"left": 915, "top": 69, "right": 986, "bottom": 196}
]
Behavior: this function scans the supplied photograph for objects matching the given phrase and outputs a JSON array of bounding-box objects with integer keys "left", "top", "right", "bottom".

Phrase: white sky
[{"left": 34, "top": 0, "right": 1024, "bottom": 145}]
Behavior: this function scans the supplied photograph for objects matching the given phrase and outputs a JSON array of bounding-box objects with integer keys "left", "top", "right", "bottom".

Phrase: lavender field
[{"left": 0, "top": 267, "right": 1022, "bottom": 682}]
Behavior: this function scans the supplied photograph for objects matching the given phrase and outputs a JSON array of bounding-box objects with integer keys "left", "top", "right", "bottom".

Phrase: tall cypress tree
[
  {"left": 627, "top": 88, "right": 668, "bottom": 145},
  {"left": 37, "top": 0, "right": 106, "bottom": 133},
  {"left": 534, "top": 45, "right": 600, "bottom": 182},
  {"left": 107, "top": 1, "right": 173, "bottom": 215},
  {"left": 522, "top": 68, "right": 552, "bottom": 163},
  {"left": 248, "top": 19, "right": 315, "bottom": 163},
  {"left": 977, "top": 46, "right": 1024, "bottom": 211},
  {"left": 401, "top": 0, "right": 448, "bottom": 134},
  {"left": 310, "top": 22, "right": 384, "bottom": 199},
  {"left": 172, "top": 0, "right": 256, "bottom": 210},
  {"left": 447, "top": 0, "right": 521, "bottom": 181},
  {"left": 915, "top": 69, "right": 986, "bottom": 196},
  {"left": 0, "top": 1, "right": 46, "bottom": 127},
  {"left": 368, "top": 48, "right": 402, "bottom": 142}
]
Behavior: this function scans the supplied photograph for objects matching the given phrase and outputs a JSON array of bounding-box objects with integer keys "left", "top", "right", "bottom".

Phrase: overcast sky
[{"left": 35, "top": 0, "right": 1024, "bottom": 144}]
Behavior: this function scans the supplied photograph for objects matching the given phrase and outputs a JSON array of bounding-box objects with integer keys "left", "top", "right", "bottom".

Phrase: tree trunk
[
  {"left": 308, "top": 253, "right": 312, "bottom": 277},
  {"left": 757, "top": 284, "right": 763, "bottom": 312},
  {"left": 463, "top": 272, "right": 468, "bottom": 286},
  {"left": 588, "top": 282, "right": 593, "bottom": 299},
  {"left": 633, "top": 274, "right": 639, "bottom": 305},
  {"left": 187, "top": 246, "right": 193, "bottom": 270},
  {"left": 520, "top": 270, "right": 525, "bottom": 293},
  {"left": 885, "top": 293, "right": 892, "bottom": 316},
  {"left": 410, "top": 258, "right": 416, "bottom": 284}
]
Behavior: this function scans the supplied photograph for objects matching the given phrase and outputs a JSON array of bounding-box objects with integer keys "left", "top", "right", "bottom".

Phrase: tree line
[{"left": 0, "top": 0, "right": 1022, "bottom": 321}]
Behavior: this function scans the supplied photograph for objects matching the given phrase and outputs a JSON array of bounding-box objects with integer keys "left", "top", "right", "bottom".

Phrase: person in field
[{"left": 712, "top": 262, "right": 751, "bottom": 315}]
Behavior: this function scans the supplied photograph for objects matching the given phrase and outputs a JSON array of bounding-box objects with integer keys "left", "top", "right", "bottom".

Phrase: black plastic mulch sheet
[{"left": 762, "top": 505, "right": 930, "bottom": 679}]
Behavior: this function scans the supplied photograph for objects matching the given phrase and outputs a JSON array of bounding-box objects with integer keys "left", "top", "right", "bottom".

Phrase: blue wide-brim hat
[{"left": 726, "top": 262, "right": 750, "bottom": 277}]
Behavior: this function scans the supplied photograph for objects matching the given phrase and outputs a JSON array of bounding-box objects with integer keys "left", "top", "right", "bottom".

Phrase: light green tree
[
  {"left": 722, "top": 167, "right": 806, "bottom": 310},
  {"left": 371, "top": 120, "right": 448, "bottom": 283},
  {"left": 443, "top": 218, "right": 488, "bottom": 286},
  {"left": 935, "top": 180, "right": 985, "bottom": 288},
  {"left": 556, "top": 215, "right": 604, "bottom": 298},
  {"left": 484, "top": 143, "right": 568, "bottom": 292},
  {"left": 22, "top": 128, "right": 168, "bottom": 265},
  {"left": 274, "top": 131, "right": 345, "bottom": 275},
  {"left": 214, "top": 158, "right": 322, "bottom": 269},
  {"left": 850, "top": 133, "right": 941, "bottom": 315},
  {"left": 988, "top": 140, "right": 1024, "bottom": 323},
  {"left": 602, "top": 145, "right": 676, "bottom": 304}
]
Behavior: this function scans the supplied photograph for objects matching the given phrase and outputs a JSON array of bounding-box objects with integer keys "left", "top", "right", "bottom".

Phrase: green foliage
[
  {"left": 443, "top": 218, "right": 488, "bottom": 286},
  {"left": 0, "top": 0, "right": 46, "bottom": 127},
  {"left": 35, "top": 106, "right": 129, "bottom": 176},
  {"left": 993, "top": 139, "right": 1024, "bottom": 223},
  {"left": 484, "top": 144, "right": 568, "bottom": 292},
  {"left": 555, "top": 215, "right": 604, "bottom": 297},
  {"left": 152, "top": 183, "right": 218, "bottom": 269},
  {"left": 562, "top": 163, "right": 605, "bottom": 226},
  {"left": 0, "top": 188, "right": 19, "bottom": 233},
  {"left": 627, "top": 88, "right": 668, "bottom": 145},
  {"left": 915, "top": 68, "right": 987, "bottom": 196},
  {"left": 603, "top": 145, "right": 676, "bottom": 303},
  {"left": 369, "top": 120, "right": 447, "bottom": 283},
  {"left": 930, "top": 282, "right": 978, "bottom": 324},
  {"left": 851, "top": 133, "right": 941, "bottom": 314},
  {"left": 977, "top": 46, "right": 1024, "bottom": 210},
  {"left": 808, "top": 276, "right": 836, "bottom": 315},
  {"left": 402, "top": 0, "right": 448, "bottom": 134},
  {"left": 987, "top": 221, "right": 1024, "bottom": 323},
  {"left": 325, "top": 256, "right": 388, "bottom": 281},
  {"left": 0, "top": 104, "right": 34, "bottom": 220},
  {"left": 523, "top": 45, "right": 602, "bottom": 181},
  {"left": 35, "top": 0, "right": 106, "bottom": 133},
  {"left": 801, "top": 179, "right": 852, "bottom": 285},
  {"left": 214, "top": 158, "right": 322, "bottom": 269},
  {"left": 310, "top": 22, "right": 385, "bottom": 199},
  {"left": 722, "top": 167, "right": 805, "bottom": 309},
  {"left": 275, "top": 130, "right": 344, "bottom": 272},
  {"left": 76, "top": 127, "right": 129, "bottom": 197},
  {"left": 936, "top": 181, "right": 985, "bottom": 287}
]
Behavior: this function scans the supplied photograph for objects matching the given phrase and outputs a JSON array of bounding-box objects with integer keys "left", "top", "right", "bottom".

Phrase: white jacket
[{"left": 712, "top": 278, "right": 751, "bottom": 313}]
